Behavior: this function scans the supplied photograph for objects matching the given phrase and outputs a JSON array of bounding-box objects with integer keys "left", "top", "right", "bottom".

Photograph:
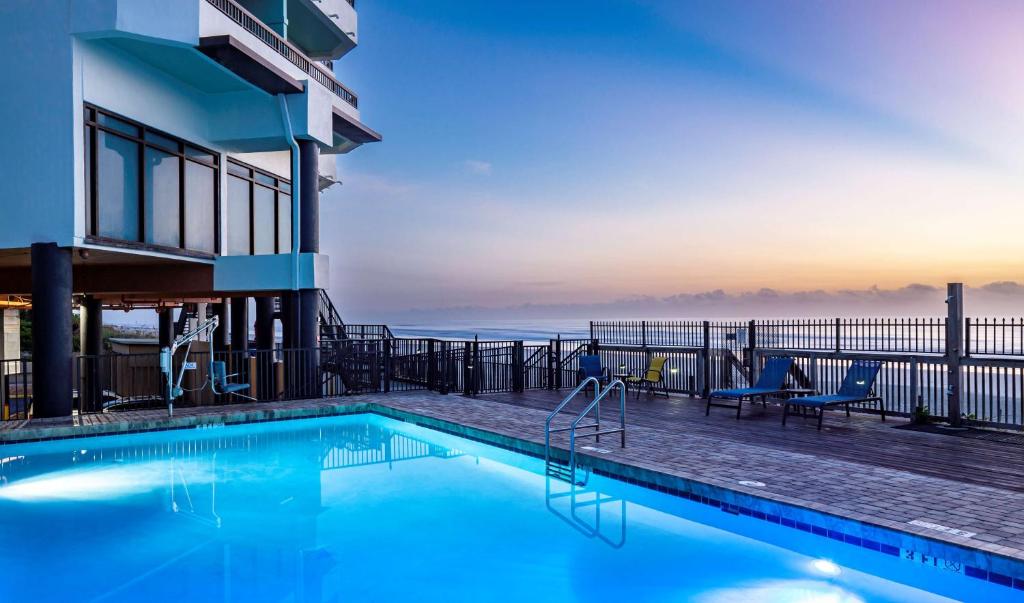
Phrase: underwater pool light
[{"left": 811, "top": 558, "right": 842, "bottom": 577}]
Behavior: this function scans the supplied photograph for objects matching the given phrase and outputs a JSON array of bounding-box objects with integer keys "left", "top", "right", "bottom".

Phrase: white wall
[{"left": 0, "top": 0, "right": 78, "bottom": 247}]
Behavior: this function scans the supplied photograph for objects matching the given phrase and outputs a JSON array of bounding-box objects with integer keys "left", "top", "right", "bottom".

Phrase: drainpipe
[{"left": 277, "top": 94, "right": 301, "bottom": 293}]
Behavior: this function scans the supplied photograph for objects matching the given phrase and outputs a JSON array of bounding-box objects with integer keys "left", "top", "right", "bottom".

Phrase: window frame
[
  {"left": 225, "top": 157, "right": 293, "bottom": 255},
  {"left": 83, "top": 104, "right": 220, "bottom": 256}
]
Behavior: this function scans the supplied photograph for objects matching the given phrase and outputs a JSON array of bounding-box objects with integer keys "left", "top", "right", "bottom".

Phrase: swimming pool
[{"left": 0, "top": 414, "right": 1017, "bottom": 602}]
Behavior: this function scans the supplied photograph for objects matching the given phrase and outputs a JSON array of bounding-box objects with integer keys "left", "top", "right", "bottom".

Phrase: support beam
[
  {"left": 31, "top": 243, "right": 73, "bottom": 418},
  {"left": 79, "top": 295, "right": 103, "bottom": 413},
  {"left": 80, "top": 295, "right": 103, "bottom": 357},
  {"left": 212, "top": 302, "right": 229, "bottom": 353},
  {"left": 230, "top": 297, "right": 249, "bottom": 355},
  {"left": 158, "top": 308, "right": 174, "bottom": 348},
  {"left": 299, "top": 140, "right": 320, "bottom": 254},
  {"left": 254, "top": 297, "right": 276, "bottom": 351}
]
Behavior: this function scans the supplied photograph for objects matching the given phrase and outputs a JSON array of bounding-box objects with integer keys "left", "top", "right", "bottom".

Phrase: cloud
[
  {"left": 461, "top": 159, "right": 493, "bottom": 175},
  {"left": 373, "top": 281, "right": 1024, "bottom": 321}
]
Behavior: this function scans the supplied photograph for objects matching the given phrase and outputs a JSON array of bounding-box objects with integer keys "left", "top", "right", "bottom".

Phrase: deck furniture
[
  {"left": 625, "top": 356, "right": 669, "bottom": 399},
  {"left": 782, "top": 359, "right": 884, "bottom": 430},
  {"left": 706, "top": 356, "right": 795, "bottom": 419},
  {"left": 578, "top": 354, "right": 610, "bottom": 395}
]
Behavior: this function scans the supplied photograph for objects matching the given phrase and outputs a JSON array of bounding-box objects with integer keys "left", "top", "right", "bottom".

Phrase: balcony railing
[{"left": 206, "top": 0, "right": 358, "bottom": 108}]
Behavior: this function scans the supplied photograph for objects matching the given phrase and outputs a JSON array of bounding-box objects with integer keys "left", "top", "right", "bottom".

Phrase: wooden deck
[{"left": 2, "top": 388, "right": 1024, "bottom": 571}]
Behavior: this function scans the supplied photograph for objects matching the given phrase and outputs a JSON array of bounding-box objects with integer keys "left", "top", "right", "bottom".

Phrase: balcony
[{"left": 204, "top": 0, "right": 358, "bottom": 108}]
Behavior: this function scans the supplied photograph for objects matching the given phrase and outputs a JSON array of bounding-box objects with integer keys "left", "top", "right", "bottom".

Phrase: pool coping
[{"left": 2, "top": 398, "right": 1022, "bottom": 589}]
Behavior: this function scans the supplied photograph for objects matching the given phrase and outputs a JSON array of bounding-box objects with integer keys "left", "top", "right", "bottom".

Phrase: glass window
[
  {"left": 278, "top": 193, "right": 292, "bottom": 253},
  {"left": 252, "top": 185, "right": 276, "bottom": 254},
  {"left": 227, "top": 162, "right": 250, "bottom": 178},
  {"left": 254, "top": 172, "right": 276, "bottom": 187},
  {"left": 184, "top": 161, "right": 216, "bottom": 253},
  {"left": 184, "top": 145, "right": 215, "bottom": 165},
  {"left": 144, "top": 148, "right": 181, "bottom": 248},
  {"left": 279, "top": 181, "right": 291, "bottom": 195},
  {"left": 227, "top": 175, "right": 251, "bottom": 255},
  {"left": 97, "top": 113, "right": 139, "bottom": 137},
  {"left": 144, "top": 131, "right": 179, "bottom": 153},
  {"left": 84, "top": 126, "right": 93, "bottom": 232},
  {"left": 96, "top": 131, "right": 140, "bottom": 241}
]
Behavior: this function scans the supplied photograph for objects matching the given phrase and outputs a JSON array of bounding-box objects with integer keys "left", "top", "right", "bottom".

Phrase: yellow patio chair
[{"left": 626, "top": 356, "right": 669, "bottom": 399}]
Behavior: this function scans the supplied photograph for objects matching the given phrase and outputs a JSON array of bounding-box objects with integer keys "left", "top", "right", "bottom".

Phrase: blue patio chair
[
  {"left": 783, "top": 360, "right": 884, "bottom": 430},
  {"left": 578, "top": 355, "right": 610, "bottom": 394},
  {"left": 211, "top": 361, "right": 253, "bottom": 400},
  {"left": 706, "top": 356, "right": 794, "bottom": 419}
]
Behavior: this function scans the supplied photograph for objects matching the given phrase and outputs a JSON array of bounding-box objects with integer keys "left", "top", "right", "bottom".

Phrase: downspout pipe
[{"left": 277, "top": 94, "right": 301, "bottom": 293}]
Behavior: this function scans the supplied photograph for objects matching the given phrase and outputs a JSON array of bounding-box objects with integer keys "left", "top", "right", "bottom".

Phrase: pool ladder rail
[{"left": 544, "top": 377, "right": 627, "bottom": 486}]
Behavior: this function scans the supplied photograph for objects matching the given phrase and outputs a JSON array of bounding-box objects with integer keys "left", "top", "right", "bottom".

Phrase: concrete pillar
[
  {"left": 31, "top": 243, "right": 73, "bottom": 418},
  {"left": 296, "top": 141, "right": 322, "bottom": 399},
  {"left": 281, "top": 293, "right": 298, "bottom": 350},
  {"left": 254, "top": 297, "right": 276, "bottom": 400},
  {"left": 80, "top": 296, "right": 103, "bottom": 357},
  {"left": 212, "top": 302, "right": 229, "bottom": 353},
  {"left": 158, "top": 308, "right": 174, "bottom": 348},
  {"left": 255, "top": 297, "right": 276, "bottom": 351},
  {"left": 79, "top": 295, "right": 103, "bottom": 413},
  {"left": 230, "top": 297, "right": 249, "bottom": 355}
]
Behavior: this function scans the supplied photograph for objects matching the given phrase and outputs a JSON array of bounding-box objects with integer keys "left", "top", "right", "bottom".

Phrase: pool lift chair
[{"left": 160, "top": 314, "right": 253, "bottom": 417}]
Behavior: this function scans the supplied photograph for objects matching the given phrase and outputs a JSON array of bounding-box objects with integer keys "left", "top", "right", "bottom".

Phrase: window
[
  {"left": 226, "top": 175, "right": 251, "bottom": 255},
  {"left": 144, "top": 147, "right": 180, "bottom": 247},
  {"left": 84, "top": 105, "right": 219, "bottom": 254},
  {"left": 225, "top": 158, "right": 293, "bottom": 255}
]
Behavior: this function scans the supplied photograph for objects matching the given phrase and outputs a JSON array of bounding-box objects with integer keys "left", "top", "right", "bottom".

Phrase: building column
[
  {"left": 31, "top": 243, "right": 73, "bottom": 418},
  {"left": 296, "top": 140, "right": 321, "bottom": 398},
  {"left": 230, "top": 297, "right": 249, "bottom": 355},
  {"left": 254, "top": 297, "right": 276, "bottom": 400},
  {"left": 212, "top": 302, "right": 229, "bottom": 354},
  {"left": 254, "top": 297, "right": 276, "bottom": 351},
  {"left": 158, "top": 308, "right": 174, "bottom": 348},
  {"left": 79, "top": 295, "right": 103, "bottom": 413}
]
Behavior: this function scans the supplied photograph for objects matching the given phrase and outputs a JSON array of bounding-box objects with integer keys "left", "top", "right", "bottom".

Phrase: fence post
[
  {"left": 701, "top": 320, "right": 711, "bottom": 398},
  {"left": 462, "top": 341, "right": 472, "bottom": 396},
  {"left": 809, "top": 353, "right": 818, "bottom": 391},
  {"left": 554, "top": 336, "right": 563, "bottom": 389},
  {"left": 909, "top": 356, "right": 919, "bottom": 412},
  {"left": 382, "top": 339, "right": 392, "bottom": 393},
  {"left": 589, "top": 320, "right": 594, "bottom": 341},
  {"left": 426, "top": 339, "right": 437, "bottom": 391},
  {"left": 642, "top": 320, "right": 647, "bottom": 347},
  {"left": 513, "top": 341, "right": 524, "bottom": 392},
  {"left": 834, "top": 317, "right": 841, "bottom": 353},
  {"left": 946, "top": 283, "right": 964, "bottom": 426},
  {"left": 546, "top": 340, "right": 555, "bottom": 390},
  {"left": 746, "top": 319, "right": 757, "bottom": 385}
]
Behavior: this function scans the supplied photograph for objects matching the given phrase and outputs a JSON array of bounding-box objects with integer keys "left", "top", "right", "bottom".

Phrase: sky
[{"left": 325, "top": 0, "right": 1024, "bottom": 321}]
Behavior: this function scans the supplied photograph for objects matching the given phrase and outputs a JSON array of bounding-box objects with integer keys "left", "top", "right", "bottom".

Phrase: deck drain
[
  {"left": 580, "top": 446, "right": 612, "bottom": 454},
  {"left": 738, "top": 480, "right": 766, "bottom": 488},
  {"left": 908, "top": 519, "right": 976, "bottom": 538}
]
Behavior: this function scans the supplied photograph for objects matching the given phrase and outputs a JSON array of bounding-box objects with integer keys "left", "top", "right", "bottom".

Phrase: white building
[{"left": 0, "top": 0, "right": 380, "bottom": 417}]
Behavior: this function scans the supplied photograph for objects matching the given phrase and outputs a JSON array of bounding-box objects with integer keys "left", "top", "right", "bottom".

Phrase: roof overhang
[
  {"left": 197, "top": 35, "right": 303, "bottom": 95},
  {"left": 332, "top": 107, "right": 382, "bottom": 145}
]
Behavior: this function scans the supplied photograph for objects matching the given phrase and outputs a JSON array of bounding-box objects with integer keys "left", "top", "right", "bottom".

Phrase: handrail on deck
[{"left": 205, "top": 0, "right": 359, "bottom": 107}]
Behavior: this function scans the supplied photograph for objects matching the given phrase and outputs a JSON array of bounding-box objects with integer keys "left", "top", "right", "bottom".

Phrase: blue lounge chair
[
  {"left": 706, "top": 356, "right": 794, "bottom": 419},
  {"left": 783, "top": 360, "right": 884, "bottom": 430},
  {"left": 578, "top": 355, "right": 610, "bottom": 391}
]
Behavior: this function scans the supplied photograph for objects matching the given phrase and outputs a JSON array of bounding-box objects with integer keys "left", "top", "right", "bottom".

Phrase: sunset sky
[{"left": 327, "top": 0, "right": 1024, "bottom": 320}]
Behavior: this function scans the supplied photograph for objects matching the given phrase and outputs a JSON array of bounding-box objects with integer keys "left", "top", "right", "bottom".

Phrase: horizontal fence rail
[{"left": 7, "top": 313, "right": 1024, "bottom": 431}]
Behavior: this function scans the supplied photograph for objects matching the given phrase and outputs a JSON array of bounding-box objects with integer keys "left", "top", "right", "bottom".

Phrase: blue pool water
[{"left": 0, "top": 415, "right": 1015, "bottom": 602}]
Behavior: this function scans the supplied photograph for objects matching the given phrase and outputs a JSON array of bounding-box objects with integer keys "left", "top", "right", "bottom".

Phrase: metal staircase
[
  {"left": 318, "top": 289, "right": 347, "bottom": 345},
  {"left": 545, "top": 377, "right": 627, "bottom": 485}
]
